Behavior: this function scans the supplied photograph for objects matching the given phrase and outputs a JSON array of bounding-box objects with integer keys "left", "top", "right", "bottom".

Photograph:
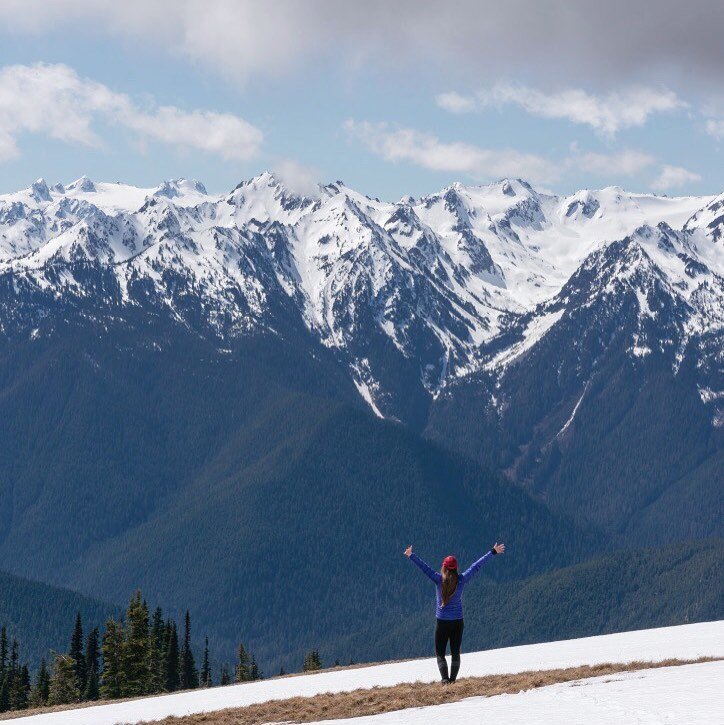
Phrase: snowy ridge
[
  {"left": 15, "top": 620, "right": 724, "bottom": 724},
  {"left": 0, "top": 174, "right": 722, "bottom": 416}
]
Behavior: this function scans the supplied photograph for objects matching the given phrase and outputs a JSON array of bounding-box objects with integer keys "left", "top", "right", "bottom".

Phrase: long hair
[{"left": 440, "top": 566, "right": 459, "bottom": 607}]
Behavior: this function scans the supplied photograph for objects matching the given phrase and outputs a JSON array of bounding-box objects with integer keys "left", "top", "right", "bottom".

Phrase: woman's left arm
[{"left": 460, "top": 542, "right": 505, "bottom": 582}]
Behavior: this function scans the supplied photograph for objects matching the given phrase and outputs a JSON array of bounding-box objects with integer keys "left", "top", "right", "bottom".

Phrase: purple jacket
[{"left": 409, "top": 550, "right": 494, "bottom": 620}]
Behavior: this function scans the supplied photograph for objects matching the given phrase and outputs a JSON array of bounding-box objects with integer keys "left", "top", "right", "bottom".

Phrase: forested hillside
[{"left": 0, "top": 570, "right": 119, "bottom": 669}]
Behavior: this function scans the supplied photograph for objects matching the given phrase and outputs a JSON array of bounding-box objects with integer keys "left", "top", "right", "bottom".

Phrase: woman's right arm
[{"left": 404, "top": 546, "right": 441, "bottom": 583}]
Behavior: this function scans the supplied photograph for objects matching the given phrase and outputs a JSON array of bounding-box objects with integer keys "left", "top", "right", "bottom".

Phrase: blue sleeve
[
  {"left": 409, "top": 553, "right": 442, "bottom": 584},
  {"left": 460, "top": 550, "right": 494, "bottom": 583}
]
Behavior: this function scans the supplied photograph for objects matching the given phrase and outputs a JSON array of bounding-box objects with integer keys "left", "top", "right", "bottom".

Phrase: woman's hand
[
  {"left": 493, "top": 542, "right": 505, "bottom": 554},
  {"left": 404, "top": 545, "right": 413, "bottom": 557}
]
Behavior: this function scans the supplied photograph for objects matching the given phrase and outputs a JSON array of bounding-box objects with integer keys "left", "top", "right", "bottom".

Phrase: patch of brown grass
[{"left": 142, "top": 657, "right": 715, "bottom": 724}]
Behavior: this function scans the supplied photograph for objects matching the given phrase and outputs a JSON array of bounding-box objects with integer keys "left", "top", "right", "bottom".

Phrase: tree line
[{"left": 0, "top": 588, "right": 329, "bottom": 715}]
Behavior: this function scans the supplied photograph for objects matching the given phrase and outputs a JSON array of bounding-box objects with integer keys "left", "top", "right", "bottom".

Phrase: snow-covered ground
[
  {"left": 15, "top": 620, "right": 723, "bottom": 724},
  {"left": 314, "top": 660, "right": 723, "bottom": 725}
]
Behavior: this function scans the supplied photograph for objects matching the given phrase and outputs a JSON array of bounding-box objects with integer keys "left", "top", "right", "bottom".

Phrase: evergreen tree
[
  {"left": 200, "top": 637, "right": 211, "bottom": 688},
  {"left": 180, "top": 611, "right": 198, "bottom": 690},
  {"left": 303, "top": 650, "right": 322, "bottom": 672},
  {"left": 31, "top": 657, "right": 50, "bottom": 707},
  {"left": 84, "top": 627, "right": 100, "bottom": 690},
  {"left": 146, "top": 607, "right": 165, "bottom": 694},
  {"left": 48, "top": 653, "right": 80, "bottom": 706},
  {"left": 69, "top": 613, "right": 86, "bottom": 694},
  {"left": 11, "top": 664, "right": 30, "bottom": 710},
  {"left": 83, "top": 665, "right": 99, "bottom": 701},
  {"left": 163, "top": 621, "right": 180, "bottom": 692},
  {"left": 29, "top": 658, "right": 50, "bottom": 707},
  {"left": 234, "top": 643, "right": 252, "bottom": 682},
  {"left": 219, "top": 662, "right": 230, "bottom": 686},
  {"left": 0, "top": 626, "right": 7, "bottom": 676},
  {"left": 279, "top": 666, "right": 286, "bottom": 676},
  {"left": 0, "top": 675, "right": 8, "bottom": 713},
  {"left": 121, "top": 591, "right": 150, "bottom": 696},
  {"left": 100, "top": 619, "right": 124, "bottom": 700},
  {"left": 249, "top": 655, "right": 261, "bottom": 681}
]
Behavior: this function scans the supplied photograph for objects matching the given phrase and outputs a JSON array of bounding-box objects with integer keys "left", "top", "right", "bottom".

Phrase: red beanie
[{"left": 442, "top": 555, "right": 458, "bottom": 570}]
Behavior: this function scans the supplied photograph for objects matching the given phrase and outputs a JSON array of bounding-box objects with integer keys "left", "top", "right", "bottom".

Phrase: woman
[{"left": 405, "top": 541, "right": 505, "bottom": 683}]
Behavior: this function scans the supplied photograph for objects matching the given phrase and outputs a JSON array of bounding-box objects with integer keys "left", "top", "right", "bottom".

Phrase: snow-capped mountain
[{"left": 0, "top": 173, "right": 721, "bottom": 424}]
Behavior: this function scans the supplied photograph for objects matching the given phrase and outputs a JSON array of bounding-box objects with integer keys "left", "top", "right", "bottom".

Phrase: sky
[{"left": 0, "top": 0, "right": 723, "bottom": 200}]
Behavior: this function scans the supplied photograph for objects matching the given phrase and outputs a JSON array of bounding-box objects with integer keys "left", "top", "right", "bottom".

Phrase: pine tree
[
  {"left": 83, "top": 665, "right": 99, "bottom": 701},
  {"left": 48, "top": 653, "right": 80, "bottom": 705},
  {"left": 84, "top": 627, "right": 100, "bottom": 690},
  {"left": 0, "top": 626, "right": 7, "bottom": 676},
  {"left": 219, "top": 662, "right": 230, "bottom": 686},
  {"left": 0, "top": 675, "right": 8, "bottom": 713},
  {"left": 29, "top": 658, "right": 50, "bottom": 707},
  {"left": 121, "top": 591, "right": 150, "bottom": 696},
  {"left": 200, "top": 637, "right": 211, "bottom": 687},
  {"left": 180, "top": 611, "right": 198, "bottom": 690},
  {"left": 100, "top": 619, "right": 124, "bottom": 700},
  {"left": 147, "top": 608, "right": 164, "bottom": 694},
  {"left": 163, "top": 621, "right": 180, "bottom": 692},
  {"left": 303, "top": 650, "right": 322, "bottom": 672},
  {"left": 279, "top": 666, "right": 286, "bottom": 676},
  {"left": 234, "top": 643, "right": 252, "bottom": 682},
  {"left": 249, "top": 655, "right": 261, "bottom": 681},
  {"left": 11, "top": 665, "right": 30, "bottom": 710},
  {"left": 69, "top": 613, "right": 86, "bottom": 694}
]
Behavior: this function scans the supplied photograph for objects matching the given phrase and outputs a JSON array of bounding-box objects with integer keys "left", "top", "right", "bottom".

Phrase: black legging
[{"left": 434, "top": 618, "right": 464, "bottom": 682}]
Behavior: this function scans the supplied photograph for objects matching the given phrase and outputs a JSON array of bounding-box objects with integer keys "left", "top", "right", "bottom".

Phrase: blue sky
[{"left": 1, "top": 0, "right": 723, "bottom": 200}]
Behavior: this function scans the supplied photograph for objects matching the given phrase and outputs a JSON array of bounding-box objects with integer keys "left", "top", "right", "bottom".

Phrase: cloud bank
[
  {"left": 437, "top": 85, "right": 684, "bottom": 136},
  {"left": 0, "top": 63, "right": 262, "bottom": 163}
]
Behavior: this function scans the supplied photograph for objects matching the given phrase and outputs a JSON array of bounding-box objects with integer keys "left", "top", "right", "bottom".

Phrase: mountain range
[{"left": 0, "top": 173, "right": 721, "bottom": 671}]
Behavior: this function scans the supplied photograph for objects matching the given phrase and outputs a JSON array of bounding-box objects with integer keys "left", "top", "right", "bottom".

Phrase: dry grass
[
  {"left": 143, "top": 657, "right": 715, "bottom": 725},
  {"left": 3, "top": 657, "right": 714, "bottom": 723}
]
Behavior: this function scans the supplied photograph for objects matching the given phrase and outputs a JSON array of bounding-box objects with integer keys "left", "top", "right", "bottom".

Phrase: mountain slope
[
  {"left": 0, "top": 312, "right": 594, "bottom": 673},
  {"left": 0, "top": 570, "right": 120, "bottom": 669}
]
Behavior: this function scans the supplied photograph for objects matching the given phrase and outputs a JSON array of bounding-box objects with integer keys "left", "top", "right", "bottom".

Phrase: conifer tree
[
  {"left": 180, "top": 611, "right": 198, "bottom": 690},
  {"left": 147, "top": 608, "right": 164, "bottom": 694},
  {"left": 0, "top": 676, "right": 8, "bottom": 713},
  {"left": 279, "top": 666, "right": 286, "bottom": 676},
  {"left": 200, "top": 637, "right": 211, "bottom": 687},
  {"left": 69, "top": 613, "right": 86, "bottom": 693},
  {"left": 85, "top": 627, "right": 100, "bottom": 687},
  {"left": 234, "top": 643, "right": 252, "bottom": 682},
  {"left": 249, "top": 655, "right": 261, "bottom": 681},
  {"left": 48, "top": 653, "right": 80, "bottom": 705},
  {"left": 163, "top": 621, "right": 180, "bottom": 692},
  {"left": 100, "top": 619, "right": 124, "bottom": 700},
  {"left": 83, "top": 665, "right": 99, "bottom": 701},
  {"left": 0, "top": 626, "right": 7, "bottom": 676},
  {"left": 121, "top": 591, "right": 150, "bottom": 696},
  {"left": 11, "top": 665, "right": 30, "bottom": 710},
  {"left": 219, "top": 662, "right": 230, "bottom": 686},
  {"left": 29, "top": 658, "right": 50, "bottom": 707},
  {"left": 303, "top": 650, "right": 322, "bottom": 671}
]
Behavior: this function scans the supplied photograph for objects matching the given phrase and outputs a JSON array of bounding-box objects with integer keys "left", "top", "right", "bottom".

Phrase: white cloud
[
  {"left": 344, "top": 120, "right": 560, "bottom": 184},
  {"left": 435, "top": 92, "right": 477, "bottom": 114},
  {"left": 705, "top": 119, "right": 724, "bottom": 140},
  {"left": 0, "top": 63, "right": 263, "bottom": 163},
  {"left": 651, "top": 165, "right": 702, "bottom": 191},
  {"left": 437, "top": 84, "right": 685, "bottom": 136}
]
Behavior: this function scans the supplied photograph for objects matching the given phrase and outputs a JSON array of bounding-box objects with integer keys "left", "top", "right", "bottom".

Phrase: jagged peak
[
  {"left": 30, "top": 178, "right": 51, "bottom": 202},
  {"left": 66, "top": 175, "right": 96, "bottom": 193}
]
